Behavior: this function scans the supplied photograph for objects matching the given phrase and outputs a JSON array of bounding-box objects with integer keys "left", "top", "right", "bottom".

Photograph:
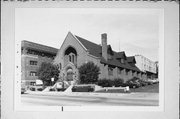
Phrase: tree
[
  {"left": 78, "top": 62, "right": 100, "bottom": 84},
  {"left": 37, "top": 62, "right": 59, "bottom": 86}
]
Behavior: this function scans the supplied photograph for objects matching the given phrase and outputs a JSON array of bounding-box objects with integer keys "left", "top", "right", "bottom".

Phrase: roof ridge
[
  {"left": 75, "top": 35, "right": 101, "bottom": 47},
  {"left": 21, "top": 40, "right": 58, "bottom": 50}
]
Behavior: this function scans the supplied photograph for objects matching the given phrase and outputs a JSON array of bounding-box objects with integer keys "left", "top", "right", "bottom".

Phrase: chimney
[{"left": 101, "top": 33, "right": 107, "bottom": 61}]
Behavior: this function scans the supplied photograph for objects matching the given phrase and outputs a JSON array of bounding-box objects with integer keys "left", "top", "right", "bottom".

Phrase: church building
[{"left": 53, "top": 32, "right": 146, "bottom": 84}]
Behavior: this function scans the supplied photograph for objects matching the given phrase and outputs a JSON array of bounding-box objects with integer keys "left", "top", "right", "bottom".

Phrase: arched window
[
  {"left": 64, "top": 46, "right": 77, "bottom": 65},
  {"left": 69, "top": 55, "right": 71, "bottom": 62}
]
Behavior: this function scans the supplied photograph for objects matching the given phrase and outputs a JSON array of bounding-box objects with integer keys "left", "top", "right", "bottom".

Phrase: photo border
[{"left": 1, "top": 1, "right": 179, "bottom": 119}]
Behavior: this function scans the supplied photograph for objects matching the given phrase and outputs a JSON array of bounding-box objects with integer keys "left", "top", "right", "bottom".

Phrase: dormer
[
  {"left": 127, "top": 56, "right": 136, "bottom": 64},
  {"left": 116, "top": 51, "right": 127, "bottom": 64},
  {"left": 127, "top": 56, "right": 136, "bottom": 67}
]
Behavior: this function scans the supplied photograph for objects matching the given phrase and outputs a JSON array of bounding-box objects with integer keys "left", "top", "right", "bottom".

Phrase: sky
[{"left": 15, "top": 8, "right": 160, "bottom": 62}]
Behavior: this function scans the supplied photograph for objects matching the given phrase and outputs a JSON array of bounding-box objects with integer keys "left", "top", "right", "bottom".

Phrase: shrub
[
  {"left": 138, "top": 79, "right": 148, "bottom": 86},
  {"left": 57, "top": 88, "right": 66, "bottom": 91},
  {"left": 130, "top": 77, "right": 139, "bottom": 82},
  {"left": 113, "top": 78, "right": 124, "bottom": 87},
  {"left": 49, "top": 88, "right": 55, "bottom": 91},
  {"left": 78, "top": 62, "right": 100, "bottom": 84},
  {"left": 37, "top": 88, "right": 43, "bottom": 91},
  {"left": 98, "top": 78, "right": 126, "bottom": 87},
  {"left": 97, "top": 79, "right": 113, "bottom": 87},
  {"left": 72, "top": 85, "right": 94, "bottom": 92},
  {"left": 126, "top": 77, "right": 141, "bottom": 88}
]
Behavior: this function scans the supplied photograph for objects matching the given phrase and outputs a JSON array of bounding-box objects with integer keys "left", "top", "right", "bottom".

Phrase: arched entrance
[
  {"left": 63, "top": 46, "right": 78, "bottom": 86},
  {"left": 64, "top": 64, "right": 77, "bottom": 86},
  {"left": 66, "top": 67, "right": 73, "bottom": 81}
]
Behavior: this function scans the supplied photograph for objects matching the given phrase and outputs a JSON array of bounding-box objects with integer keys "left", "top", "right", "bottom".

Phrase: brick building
[
  {"left": 21, "top": 40, "right": 58, "bottom": 86},
  {"left": 54, "top": 32, "right": 147, "bottom": 85}
]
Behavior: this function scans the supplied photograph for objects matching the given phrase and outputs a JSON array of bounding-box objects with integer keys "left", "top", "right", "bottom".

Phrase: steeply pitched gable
[
  {"left": 75, "top": 35, "right": 102, "bottom": 57},
  {"left": 74, "top": 34, "right": 140, "bottom": 72},
  {"left": 127, "top": 56, "right": 136, "bottom": 63}
]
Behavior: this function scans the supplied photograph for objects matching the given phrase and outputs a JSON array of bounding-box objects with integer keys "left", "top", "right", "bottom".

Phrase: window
[
  {"left": 118, "top": 68, "right": 123, "bottom": 74},
  {"left": 30, "top": 82, "right": 35, "bottom": 86},
  {"left": 72, "top": 55, "right": 74, "bottom": 63},
  {"left": 125, "top": 70, "right": 128, "bottom": 75},
  {"left": 30, "top": 71, "right": 37, "bottom": 76},
  {"left": 21, "top": 48, "right": 24, "bottom": 54},
  {"left": 108, "top": 67, "right": 113, "bottom": 76},
  {"left": 120, "top": 59, "right": 125, "bottom": 64},
  {"left": 117, "top": 68, "right": 120, "bottom": 74},
  {"left": 69, "top": 55, "right": 71, "bottom": 62},
  {"left": 121, "top": 69, "right": 125, "bottom": 74},
  {"left": 149, "top": 66, "right": 151, "bottom": 71},
  {"left": 30, "top": 61, "right": 38, "bottom": 65},
  {"left": 108, "top": 54, "right": 113, "bottom": 60}
]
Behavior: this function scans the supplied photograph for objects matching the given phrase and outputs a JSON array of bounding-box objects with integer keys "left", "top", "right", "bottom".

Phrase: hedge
[{"left": 97, "top": 78, "right": 125, "bottom": 87}]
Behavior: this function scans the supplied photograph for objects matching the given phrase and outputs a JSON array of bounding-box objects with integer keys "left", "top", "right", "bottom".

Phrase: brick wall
[{"left": 21, "top": 53, "right": 54, "bottom": 85}]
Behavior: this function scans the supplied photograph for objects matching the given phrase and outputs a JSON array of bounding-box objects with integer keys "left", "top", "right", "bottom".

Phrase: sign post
[{"left": 51, "top": 77, "right": 54, "bottom": 86}]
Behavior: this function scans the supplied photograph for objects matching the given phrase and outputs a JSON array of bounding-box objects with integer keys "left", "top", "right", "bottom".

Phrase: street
[{"left": 21, "top": 92, "right": 159, "bottom": 106}]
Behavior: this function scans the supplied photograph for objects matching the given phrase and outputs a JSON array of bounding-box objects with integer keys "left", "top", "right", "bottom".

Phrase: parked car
[
  {"left": 29, "top": 85, "right": 43, "bottom": 91},
  {"left": 144, "top": 80, "right": 153, "bottom": 85},
  {"left": 125, "top": 80, "right": 141, "bottom": 88},
  {"left": 51, "top": 82, "right": 67, "bottom": 91},
  {"left": 21, "top": 82, "right": 27, "bottom": 94},
  {"left": 150, "top": 79, "right": 159, "bottom": 84},
  {"left": 125, "top": 77, "right": 142, "bottom": 88},
  {"left": 138, "top": 79, "right": 148, "bottom": 86}
]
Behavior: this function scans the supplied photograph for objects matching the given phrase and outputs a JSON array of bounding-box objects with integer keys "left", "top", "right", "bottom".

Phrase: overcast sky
[{"left": 16, "top": 8, "right": 159, "bottom": 62}]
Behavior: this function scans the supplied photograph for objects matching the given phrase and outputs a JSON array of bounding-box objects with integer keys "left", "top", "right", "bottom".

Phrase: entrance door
[{"left": 66, "top": 68, "right": 73, "bottom": 81}]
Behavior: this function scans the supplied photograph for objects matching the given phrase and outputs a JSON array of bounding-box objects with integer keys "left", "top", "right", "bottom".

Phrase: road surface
[{"left": 21, "top": 92, "right": 159, "bottom": 106}]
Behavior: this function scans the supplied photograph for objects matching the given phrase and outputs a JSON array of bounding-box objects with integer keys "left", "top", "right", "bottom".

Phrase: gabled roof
[
  {"left": 127, "top": 56, "right": 136, "bottom": 63},
  {"left": 74, "top": 34, "right": 140, "bottom": 72},
  {"left": 101, "top": 56, "right": 140, "bottom": 72},
  {"left": 115, "top": 51, "right": 127, "bottom": 60},
  {"left": 21, "top": 40, "right": 58, "bottom": 55},
  {"left": 75, "top": 35, "right": 102, "bottom": 57}
]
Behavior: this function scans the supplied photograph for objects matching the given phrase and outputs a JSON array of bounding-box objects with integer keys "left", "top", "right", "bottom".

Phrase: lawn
[{"left": 130, "top": 83, "right": 159, "bottom": 93}]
